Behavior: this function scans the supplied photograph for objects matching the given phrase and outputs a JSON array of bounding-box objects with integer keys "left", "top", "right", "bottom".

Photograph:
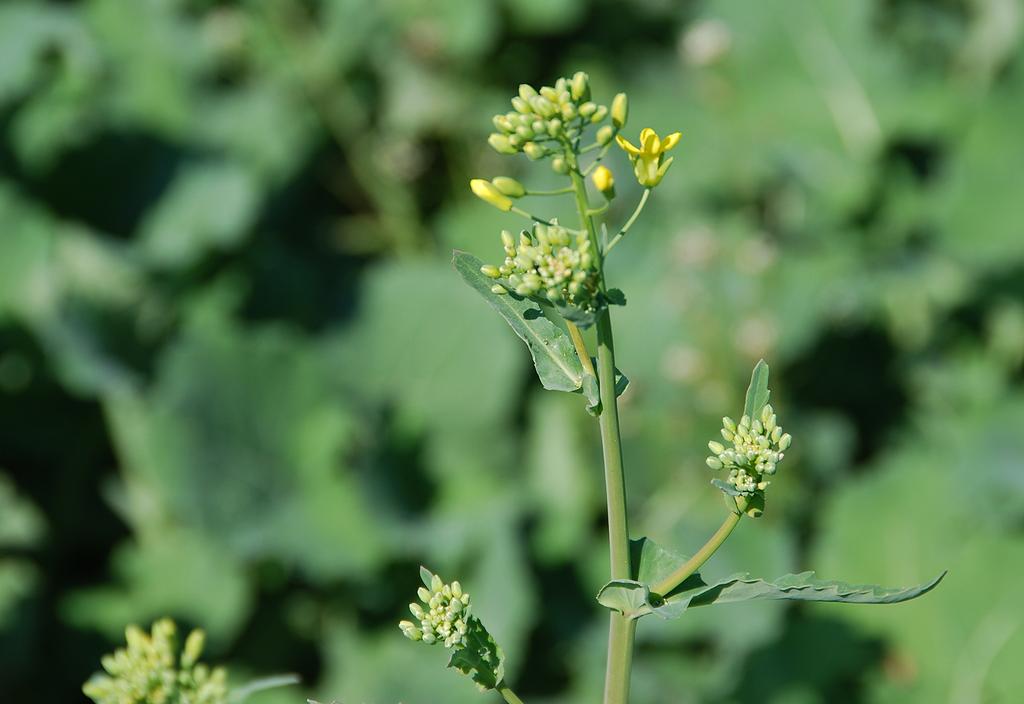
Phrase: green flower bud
[
  {"left": 480, "top": 265, "right": 501, "bottom": 279},
  {"left": 708, "top": 441, "right": 725, "bottom": 455},
  {"left": 611, "top": 93, "right": 628, "bottom": 129},
  {"left": 570, "top": 71, "right": 590, "bottom": 101},
  {"left": 779, "top": 433, "right": 792, "bottom": 450},
  {"left": 515, "top": 125, "right": 535, "bottom": 140},
  {"left": 551, "top": 156, "right": 569, "bottom": 174},
  {"left": 560, "top": 102, "right": 577, "bottom": 120},
  {"left": 596, "top": 125, "right": 615, "bottom": 146},
  {"left": 491, "top": 177, "right": 526, "bottom": 198},
  {"left": 579, "top": 101, "right": 597, "bottom": 118},
  {"left": 417, "top": 587, "right": 431, "bottom": 602},
  {"left": 488, "top": 133, "right": 517, "bottom": 155},
  {"left": 511, "top": 96, "right": 531, "bottom": 114},
  {"left": 530, "top": 96, "right": 557, "bottom": 118},
  {"left": 518, "top": 84, "right": 538, "bottom": 101},
  {"left": 501, "top": 229, "right": 515, "bottom": 249},
  {"left": 706, "top": 457, "right": 723, "bottom": 469},
  {"left": 591, "top": 105, "right": 608, "bottom": 123},
  {"left": 491, "top": 285, "right": 508, "bottom": 295},
  {"left": 523, "top": 142, "right": 546, "bottom": 160}
]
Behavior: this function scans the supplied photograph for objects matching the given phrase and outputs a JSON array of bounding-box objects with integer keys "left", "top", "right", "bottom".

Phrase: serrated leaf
[
  {"left": 454, "top": 251, "right": 583, "bottom": 392},
  {"left": 742, "top": 359, "right": 771, "bottom": 420},
  {"left": 598, "top": 536, "right": 944, "bottom": 620},
  {"left": 446, "top": 616, "right": 505, "bottom": 691}
]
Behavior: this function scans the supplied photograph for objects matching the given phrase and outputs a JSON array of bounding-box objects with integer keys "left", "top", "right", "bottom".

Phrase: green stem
[
  {"left": 649, "top": 510, "right": 743, "bottom": 597},
  {"left": 525, "top": 186, "right": 575, "bottom": 196},
  {"left": 604, "top": 189, "right": 651, "bottom": 255},
  {"left": 566, "top": 321, "right": 596, "bottom": 379},
  {"left": 567, "top": 152, "right": 634, "bottom": 704},
  {"left": 603, "top": 616, "right": 636, "bottom": 704},
  {"left": 497, "top": 683, "right": 526, "bottom": 704}
]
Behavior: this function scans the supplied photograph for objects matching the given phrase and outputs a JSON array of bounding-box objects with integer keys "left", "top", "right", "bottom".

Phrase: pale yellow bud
[{"left": 470, "top": 179, "right": 513, "bottom": 212}]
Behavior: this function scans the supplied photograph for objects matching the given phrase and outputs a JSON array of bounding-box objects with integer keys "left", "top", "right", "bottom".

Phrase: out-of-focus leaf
[
  {"left": 0, "top": 473, "right": 43, "bottom": 628},
  {"left": 138, "top": 161, "right": 259, "bottom": 269},
  {"left": 103, "top": 312, "right": 388, "bottom": 580},
  {"left": 63, "top": 528, "right": 250, "bottom": 641},
  {"left": 454, "top": 251, "right": 583, "bottom": 393},
  {"left": 525, "top": 393, "right": 599, "bottom": 561}
]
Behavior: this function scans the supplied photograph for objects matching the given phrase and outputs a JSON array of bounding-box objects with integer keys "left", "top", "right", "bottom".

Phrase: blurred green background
[{"left": 1, "top": 0, "right": 1023, "bottom": 702}]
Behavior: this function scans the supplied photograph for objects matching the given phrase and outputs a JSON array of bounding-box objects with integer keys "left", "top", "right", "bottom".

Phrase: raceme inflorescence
[
  {"left": 83, "top": 619, "right": 228, "bottom": 704},
  {"left": 398, "top": 69, "right": 944, "bottom": 704}
]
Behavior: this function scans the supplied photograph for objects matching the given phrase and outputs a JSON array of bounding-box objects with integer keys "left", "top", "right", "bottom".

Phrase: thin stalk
[
  {"left": 567, "top": 154, "right": 634, "bottom": 704},
  {"left": 498, "top": 683, "right": 526, "bottom": 704},
  {"left": 510, "top": 206, "right": 583, "bottom": 234},
  {"left": 582, "top": 143, "right": 614, "bottom": 176},
  {"left": 650, "top": 510, "right": 743, "bottom": 597},
  {"left": 566, "top": 321, "right": 596, "bottom": 378},
  {"left": 604, "top": 189, "right": 651, "bottom": 255},
  {"left": 525, "top": 186, "right": 575, "bottom": 196}
]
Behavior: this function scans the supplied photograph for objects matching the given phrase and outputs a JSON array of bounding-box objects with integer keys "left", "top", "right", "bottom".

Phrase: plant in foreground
[
  {"left": 399, "top": 71, "right": 945, "bottom": 704},
  {"left": 83, "top": 618, "right": 298, "bottom": 704}
]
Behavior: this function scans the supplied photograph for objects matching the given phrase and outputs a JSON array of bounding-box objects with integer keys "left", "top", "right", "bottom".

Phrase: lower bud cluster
[
  {"left": 399, "top": 571, "right": 472, "bottom": 649},
  {"left": 481, "top": 222, "right": 599, "bottom": 312},
  {"left": 706, "top": 404, "right": 791, "bottom": 496}
]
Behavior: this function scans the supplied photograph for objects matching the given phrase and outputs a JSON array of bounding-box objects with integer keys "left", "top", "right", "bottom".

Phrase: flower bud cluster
[
  {"left": 488, "top": 72, "right": 625, "bottom": 162},
  {"left": 481, "top": 222, "right": 599, "bottom": 311},
  {"left": 83, "top": 619, "right": 228, "bottom": 704},
  {"left": 399, "top": 570, "right": 472, "bottom": 650},
  {"left": 706, "top": 404, "right": 791, "bottom": 496}
]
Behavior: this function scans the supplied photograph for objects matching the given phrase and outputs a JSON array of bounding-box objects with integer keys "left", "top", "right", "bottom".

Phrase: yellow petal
[
  {"left": 615, "top": 134, "right": 641, "bottom": 155},
  {"left": 641, "top": 129, "right": 659, "bottom": 156},
  {"left": 660, "top": 132, "right": 682, "bottom": 152}
]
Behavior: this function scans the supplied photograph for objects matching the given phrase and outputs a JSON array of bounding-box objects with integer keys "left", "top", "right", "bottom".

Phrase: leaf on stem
[
  {"left": 454, "top": 251, "right": 584, "bottom": 392},
  {"left": 743, "top": 358, "right": 771, "bottom": 420},
  {"left": 597, "top": 537, "right": 945, "bottom": 621},
  {"left": 446, "top": 616, "right": 506, "bottom": 691}
]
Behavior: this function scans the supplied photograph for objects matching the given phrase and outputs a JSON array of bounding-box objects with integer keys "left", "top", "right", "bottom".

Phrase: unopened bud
[
  {"left": 591, "top": 165, "right": 615, "bottom": 200},
  {"left": 708, "top": 441, "right": 725, "bottom": 455},
  {"left": 491, "top": 177, "right": 526, "bottom": 198},
  {"left": 523, "top": 142, "right": 546, "bottom": 160},
  {"left": 551, "top": 156, "right": 569, "bottom": 174},
  {"left": 590, "top": 105, "right": 608, "bottom": 123},
  {"left": 596, "top": 125, "right": 615, "bottom": 146},
  {"left": 488, "top": 133, "right": 517, "bottom": 155},
  {"left": 779, "top": 433, "right": 792, "bottom": 451},
  {"left": 611, "top": 93, "right": 628, "bottom": 129},
  {"left": 480, "top": 265, "right": 501, "bottom": 279},
  {"left": 470, "top": 179, "right": 513, "bottom": 212},
  {"left": 570, "top": 71, "right": 590, "bottom": 101}
]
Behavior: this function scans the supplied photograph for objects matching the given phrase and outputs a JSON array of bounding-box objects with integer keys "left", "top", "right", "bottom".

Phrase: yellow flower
[{"left": 615, "top": 127, "right": 681, "bottom": 187}]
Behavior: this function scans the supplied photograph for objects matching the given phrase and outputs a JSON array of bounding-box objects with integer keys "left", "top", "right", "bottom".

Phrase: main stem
[{"left": 568, "top": 159, "right": 634, "bottom": 704}]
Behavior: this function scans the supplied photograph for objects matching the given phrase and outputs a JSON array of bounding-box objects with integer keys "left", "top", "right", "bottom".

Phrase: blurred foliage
[{"left": 0, "top": 0, "right": 1022, "bottom": 702}]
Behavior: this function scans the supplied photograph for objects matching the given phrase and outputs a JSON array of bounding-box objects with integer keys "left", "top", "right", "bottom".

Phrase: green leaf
[
  {"left": 446, "top": 616, "right": 505, "bottom": 691},
  {"left": 454, "top": 251, "right": 583, "bottom": 393},
  {"left": 598, "top": 536, "right": 944, "bottom": 621},
  {"left": 604, "top": 288, "right": 627, "bottom": 306},
  {"left": 742, "top": 358, "right": 771, "bottom": 420}
]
